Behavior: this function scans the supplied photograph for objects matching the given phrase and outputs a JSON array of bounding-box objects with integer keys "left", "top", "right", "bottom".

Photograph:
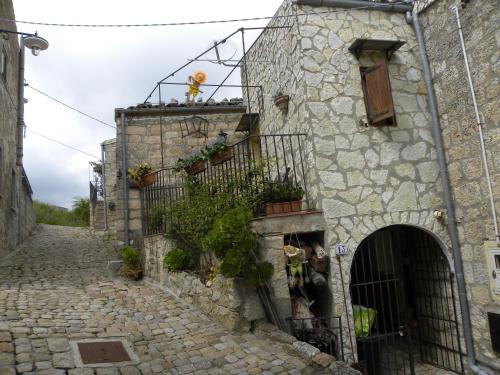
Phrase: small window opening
[{"left": 0, "top": 46, "right": 7, "bottom": 82}]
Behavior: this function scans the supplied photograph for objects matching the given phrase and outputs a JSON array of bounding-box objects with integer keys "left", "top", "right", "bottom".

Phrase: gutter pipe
[
  {"left": 451, "top": 5, "right": 500, "bottom": 245},
  {"left": 407, "top": 10, "right": 490, "bottom": 375},
  {"left": 120, "top": 112, "right": 129, "bottom": 245},
  {"left": 100, "top": 143, "right": 108, "bottom": 231},
  {"left": 16, "top": 37, "right": 26, "bottom": 166},
  {"left": 293, "top": 0, "right": 413, "bottom": 13}
]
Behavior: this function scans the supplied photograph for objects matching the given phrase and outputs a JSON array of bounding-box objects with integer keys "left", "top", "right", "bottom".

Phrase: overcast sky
[{"left": 12, "top": 0, "right": 284, "bottom": 208}]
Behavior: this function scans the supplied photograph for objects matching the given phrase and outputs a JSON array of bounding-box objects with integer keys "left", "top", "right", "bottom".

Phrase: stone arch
[{"left": 344, "top": 224, "right": 464, "bottom": 374}]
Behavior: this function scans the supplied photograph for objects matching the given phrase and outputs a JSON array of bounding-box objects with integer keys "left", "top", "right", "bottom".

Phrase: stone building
[
  {"left": 100, "top": 0, "right": 499, "bottom": 373},
  {"left": 235, "top": 0, "right": 499, "bottom": 373},
  {"left": 99, "top": 101, "right": 247, "bottom": 242},
  {"left": 0, "top": 1, "right": 36, "bottom": 259}
]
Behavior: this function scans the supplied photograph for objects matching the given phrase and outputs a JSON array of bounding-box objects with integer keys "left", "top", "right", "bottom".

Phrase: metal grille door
[
  {"left": 409, "top": 230, "right": 464, "bottom": 374},
  {"left": 350, "top": 226, "right": 464, "bottom": 375},
  {"left": 350, "top": 228, "right": 415, "bottom": 375}
]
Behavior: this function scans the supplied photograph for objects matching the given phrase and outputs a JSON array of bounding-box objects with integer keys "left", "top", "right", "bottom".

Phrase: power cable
[
  {"left": 26, "top": 84, "right": 116, "bottom": 129},
  {"left": 26, "top": 129, "right": 100, "bottom": 159},
  {"left": 0, "top": 4, "right": 408, "bottom": 28}
]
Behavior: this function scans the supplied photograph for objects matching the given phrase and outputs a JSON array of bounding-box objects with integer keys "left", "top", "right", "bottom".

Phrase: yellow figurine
[{"left": 186, "top": 70, "right": 207, "bottom": 104}]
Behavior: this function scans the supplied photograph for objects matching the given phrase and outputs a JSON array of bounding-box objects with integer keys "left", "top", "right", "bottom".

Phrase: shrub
[
  {"left": 148, "top": 205, "right": 166, "bottom": 233},
  {"left": 33, "top": 198, "right": 89, "bottom": 227},
  {"left": 164, "top": 248, "right": 191, "bottom": 272},
  {"left": 121, "top": 246, "right": 141, "bottom": 270},
  {"left": 202, "top": 206, "right": 273, "bottom": 285}
]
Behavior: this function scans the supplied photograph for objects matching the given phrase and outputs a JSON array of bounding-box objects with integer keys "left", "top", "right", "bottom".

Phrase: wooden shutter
[{"left": 361, "top": 62, "right": 397, "bottom": 126}]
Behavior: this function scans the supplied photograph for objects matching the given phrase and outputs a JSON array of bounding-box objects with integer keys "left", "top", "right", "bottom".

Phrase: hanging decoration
[{"left": 185, "top": 70, "right": 207, "bottom": 104}]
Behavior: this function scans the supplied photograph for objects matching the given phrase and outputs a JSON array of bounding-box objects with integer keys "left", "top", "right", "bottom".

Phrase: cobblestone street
[{"left": 0, "top": 225, "right": 318, "bottom": 375}]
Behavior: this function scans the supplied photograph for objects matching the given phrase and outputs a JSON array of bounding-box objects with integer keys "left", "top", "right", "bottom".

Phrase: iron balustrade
[
  {"left": 141, "top": 134, "right": 313, "bottom": 236},
  {"left": 287, "top": 316, "right": 344, "bottom": 360}
]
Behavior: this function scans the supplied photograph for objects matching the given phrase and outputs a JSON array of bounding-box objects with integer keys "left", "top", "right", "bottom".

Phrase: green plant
[
  {"left": 121, "top": 246, "right": 141, "bottom": 271},
  {"left": 33, "top": 199, "right": 90, "bottom": 227},
  {"left": 164, "top": 248, "right": 192, "bottom": 272},
  {"left": 90, "top": 161, "right": 103, "bottom": 175},
  {"left": 202, "top": 206, "right": 273, "bottom": 285},
  {"left": 202, "top": 141, "right": 228, "bottom": 160},
  {"left": 260, "top": 179, "right": 304, "bottom": 204},
  {"left": 148, "top": 205, "right": 166, "bottom": 232},
  {"left": 128, "top": 163, "right": 153, "bottom": 182},
  {"left": 174, "top": 152, "right": 206, "bottom": 172}
]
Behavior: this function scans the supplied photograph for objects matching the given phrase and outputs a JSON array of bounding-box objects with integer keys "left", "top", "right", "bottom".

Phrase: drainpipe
[
  {"left": 100, "top": 143, "right": 108, "bottom": 231},
  {"left": 406, "top": 10, "right": 491, "bottom": 375},
  {"left": 16, "top": 37, "right": 26, "bottom": 166},
  {"left": 451, "top": 6, "right": 500, "bottom": 246},
  {"left": 120, "top": 112, "right": 129, "bottom": 245},
  {"left": 293, "top": 0, "right": 413, "bottom": 13}
]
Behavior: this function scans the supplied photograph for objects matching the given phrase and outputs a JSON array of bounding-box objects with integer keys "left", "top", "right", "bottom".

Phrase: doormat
[{"left": 70, "top": 339, "right": 139, "bottom": 368}]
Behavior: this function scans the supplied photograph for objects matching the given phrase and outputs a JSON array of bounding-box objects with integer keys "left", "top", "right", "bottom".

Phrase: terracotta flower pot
[
  {"left": 125, "top": 270, "right": 143, "bottom": 281},
  {"left": 273, "top": 95, "right": 289, "bottom": 112},
  {"left": 265, "top": 201, "right": 301, "bottom": 216},
  {"left": 211, "top": 148, "right": 234, "bottom": 165},
  {"left": 186, "top": 160, "right": 206, "bottom": 174},
  {"left": 139, "top": 172, "right": 156, "bottom": 188}
]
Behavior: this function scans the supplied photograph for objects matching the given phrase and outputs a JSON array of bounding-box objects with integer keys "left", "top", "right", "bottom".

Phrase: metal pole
[
  {"left": 407, "top": 11, "right": 490, "bottom": 375},
  {"left": 16, "top": 37, "right": 25, "bottom": 166},
  {"left": 452, "top": 6, "right": 500, "bottom": 245},
  {"left": 120, "top": 112, "right": 129, "bottom": 244}
]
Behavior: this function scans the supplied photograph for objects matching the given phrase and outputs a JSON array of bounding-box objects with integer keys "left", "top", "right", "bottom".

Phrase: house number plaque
[{"left": 335, "top": 243, "right": 349, "bottom": 256}]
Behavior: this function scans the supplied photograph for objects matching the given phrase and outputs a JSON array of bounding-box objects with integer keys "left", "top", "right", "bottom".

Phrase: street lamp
[{"left": 0, "top": 29, "right": 49, "bottom": 166}]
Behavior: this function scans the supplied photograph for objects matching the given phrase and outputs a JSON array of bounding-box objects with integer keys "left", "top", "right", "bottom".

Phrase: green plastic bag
[{"left": 352, "top": 305, "right": 377, "bottom": 337}]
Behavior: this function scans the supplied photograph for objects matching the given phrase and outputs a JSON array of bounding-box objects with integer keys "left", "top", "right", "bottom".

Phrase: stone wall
[
  {"left": 111, "top": 105, "right": 246, "bottom": 243},
  {"left": 142, "top": 234, "right": 265, "bottom": 331},
  {"left": 419, "top": 0, "right": 500, "bottom": 362},
  {"left": 0, "top": 1, "right": 36, "bottom": 259},
  {"left": 243, "top": 1, "right": 454, "bottom": 361}
]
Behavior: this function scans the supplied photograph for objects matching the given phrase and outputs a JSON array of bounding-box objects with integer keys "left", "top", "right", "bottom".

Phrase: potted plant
[
  {"left": 273, "top": 91, "right": 289, "bottom": 113},
  {"left": 175, "top": 153, "right": 207, "bottom": 174},
  {"left": 128, "top": 163, "right": 155, "bottom": 188},
  {"left": 90, "top": 161, "right": 103, "bottom": 175},
  {"left": 204, "top": 141, "right": 233, "bottom": 165},
  {"left": 260, "top": 179, "right": 304, "bottom": 216},
  {"left": 121, "top": 246, "right": 143, "bottom": 280}
]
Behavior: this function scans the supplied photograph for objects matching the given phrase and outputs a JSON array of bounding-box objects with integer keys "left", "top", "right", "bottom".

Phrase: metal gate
[
  {"left": 408, "top": 229, "right": 464, "bottom": 374},
  {"left": 350, "top": 226, "right": 464, "bottom": 375}
]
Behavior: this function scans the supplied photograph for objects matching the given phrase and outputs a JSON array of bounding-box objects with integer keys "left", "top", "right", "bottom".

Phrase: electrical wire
[
  {"left": 0, "top": 4, "right": 408, "bottom": 28},
  {"left": 26, "top": 129, "right": 100, "bottom": 159},
  {"left": 26, "top": 84, "right": 116, "bottom": 129}
]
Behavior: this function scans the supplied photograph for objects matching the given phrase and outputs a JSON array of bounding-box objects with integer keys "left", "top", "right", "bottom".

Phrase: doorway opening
[{"left": 349, "top": 225, "right": 464, "bottom": 375}]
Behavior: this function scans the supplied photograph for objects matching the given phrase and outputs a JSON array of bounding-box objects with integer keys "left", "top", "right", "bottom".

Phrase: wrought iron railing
[
  {"left": 141, "top": 134, "right": 313, "bottom": 236},
  {"left": 287, "top": 316, "right": 344, "bottom": 360}
]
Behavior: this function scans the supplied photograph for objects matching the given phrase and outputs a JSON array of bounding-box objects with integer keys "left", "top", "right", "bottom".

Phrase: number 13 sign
[{"left": 335, "top": 243, "right": 349, "bottom": 256}]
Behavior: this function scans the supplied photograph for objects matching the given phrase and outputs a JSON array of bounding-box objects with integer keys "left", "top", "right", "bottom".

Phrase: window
[
  {"left": 360, "top": 61, "right": 397, "bottom": 126},
  {"left": 492, "top": 250, "right": 500, "bottom": 295},
  {"left": 0, "top": 46, "right": 7, "bottom": 82}
]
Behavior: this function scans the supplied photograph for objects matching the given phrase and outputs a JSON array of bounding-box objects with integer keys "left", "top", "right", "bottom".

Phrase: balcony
[{"left": 141, "top": 134, "right": 314, "bottom": 236}]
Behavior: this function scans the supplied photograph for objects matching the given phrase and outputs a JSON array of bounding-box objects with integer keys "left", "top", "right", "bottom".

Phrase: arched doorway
[{"left": 349, "top": 225, "right": 464, "bottom": 375}]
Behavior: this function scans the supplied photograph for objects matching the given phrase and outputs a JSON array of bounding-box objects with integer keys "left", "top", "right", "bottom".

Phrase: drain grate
[{"left": 77, "top": 341, "right": 131, "bottom": 364}]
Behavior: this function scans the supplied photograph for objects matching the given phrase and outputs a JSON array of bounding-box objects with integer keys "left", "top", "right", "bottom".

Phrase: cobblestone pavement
[{"left": 0, "top": 225, "right": 316, "bottom": 375}]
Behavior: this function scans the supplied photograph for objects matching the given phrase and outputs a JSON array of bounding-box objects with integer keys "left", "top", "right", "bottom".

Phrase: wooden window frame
[{"left": 360, "top": 61, "right": 397, "bottom": 127}]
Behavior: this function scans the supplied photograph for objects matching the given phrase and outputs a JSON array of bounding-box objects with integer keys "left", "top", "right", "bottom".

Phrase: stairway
[{"left": 92, "top": 201, "right": 106, "bottom": 230}]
